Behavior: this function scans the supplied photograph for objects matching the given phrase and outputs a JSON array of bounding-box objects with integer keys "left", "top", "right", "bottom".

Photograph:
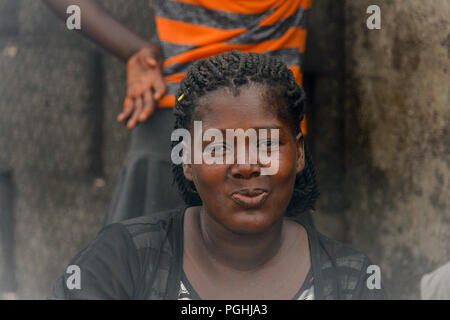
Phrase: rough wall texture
[
  {"left": 343, "top": 0, "right": 450, "bottom": 299},
  {"left": 0, "top": 0, "right": 153, "bottom": 299}
]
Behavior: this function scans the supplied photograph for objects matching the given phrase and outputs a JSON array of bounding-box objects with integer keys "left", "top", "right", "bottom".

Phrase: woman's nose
[{"left": 230, "top": 163, "right": 261, "bottom": 179}]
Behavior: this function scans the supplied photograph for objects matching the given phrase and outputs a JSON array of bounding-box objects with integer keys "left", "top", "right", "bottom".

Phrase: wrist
[
  {"left": 146, "top": 43, "right": 162, "bottom": 62},
  {"left": 137, "top": 43, "right": 163, "bottom": 66}
]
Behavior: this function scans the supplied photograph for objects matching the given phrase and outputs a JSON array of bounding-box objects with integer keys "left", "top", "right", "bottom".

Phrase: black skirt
[{"left": 102, "top": 108, "right": 184, "bottom": 226}]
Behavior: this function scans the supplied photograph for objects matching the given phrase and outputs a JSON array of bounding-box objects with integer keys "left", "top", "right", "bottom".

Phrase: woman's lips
[{"left": 231, "top": 189, "right": 269, "bottom": 209}]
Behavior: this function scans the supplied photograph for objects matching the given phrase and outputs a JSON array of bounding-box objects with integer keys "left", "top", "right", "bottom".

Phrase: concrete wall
[
  {"left": 342, "top": 0, "right": 450, "bottom": 299},
  {"left": 0, "top": 0, "right": 153, "bottom": 299}
]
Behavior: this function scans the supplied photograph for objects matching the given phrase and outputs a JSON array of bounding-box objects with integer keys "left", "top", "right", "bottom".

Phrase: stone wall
[
  {"left": 0, "top": 0, "right": 153, "bottom": 299},
  {"left": 343, "top": 0, "right": 450, "bottom": 299}
]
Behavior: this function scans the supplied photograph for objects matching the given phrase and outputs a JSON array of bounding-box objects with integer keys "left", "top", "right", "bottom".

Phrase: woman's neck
[{"left": 195, "top": 206, "right": 286, "bottom": 272}]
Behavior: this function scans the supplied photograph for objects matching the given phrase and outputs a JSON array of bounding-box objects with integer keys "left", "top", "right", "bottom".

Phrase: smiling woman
[{"left": 49, "top": 51, "right": 387, "bottom": 300}]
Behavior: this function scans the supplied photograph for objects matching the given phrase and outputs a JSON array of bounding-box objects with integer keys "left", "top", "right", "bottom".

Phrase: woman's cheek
[
  {"left": 275, "top": 149, "right": 297, "bottom": 180},
  {"left": 193, "top": 164, "right": 228, "bottom": 189}
]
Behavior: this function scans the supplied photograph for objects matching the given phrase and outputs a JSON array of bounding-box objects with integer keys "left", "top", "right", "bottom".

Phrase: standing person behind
[
  {"left": 421, "top": 261, "right": 450, "bottom": 300},
  {"left": 43, "top": 0, "right": 311, "bottom": 226}
]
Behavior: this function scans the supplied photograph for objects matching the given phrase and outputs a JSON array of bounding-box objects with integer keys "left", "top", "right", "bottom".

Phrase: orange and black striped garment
[{"left": 154, "top": 0, "right": 311, "bottom": 114}]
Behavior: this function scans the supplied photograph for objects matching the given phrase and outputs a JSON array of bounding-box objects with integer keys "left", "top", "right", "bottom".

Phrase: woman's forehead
[{"left": 192, "top": 85, "right": 286, "bottom": 129}]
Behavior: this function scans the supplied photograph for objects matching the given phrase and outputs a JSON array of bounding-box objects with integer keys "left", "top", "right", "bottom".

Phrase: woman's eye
[
  {"left": 204, "top": 143, "right": 231, "bottom": 154},
  {"left": 258, "top": 140, "right": 279, "bottom": 149}
]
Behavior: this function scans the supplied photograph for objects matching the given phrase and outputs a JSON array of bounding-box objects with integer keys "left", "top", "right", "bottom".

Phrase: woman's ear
[
  {"left": 181, "top": 139, "right": 194, "bottom": 181},
  {"left": 182, "top": 163, "right": 194, "bottom": 182},
  {"left": 295, "top": 132, "right": 305, "bottom": 174}
]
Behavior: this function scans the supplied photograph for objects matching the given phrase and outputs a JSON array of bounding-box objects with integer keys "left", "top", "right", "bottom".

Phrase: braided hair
[{"left": 172, "top": 50, "right": 319, "bottom": 216}]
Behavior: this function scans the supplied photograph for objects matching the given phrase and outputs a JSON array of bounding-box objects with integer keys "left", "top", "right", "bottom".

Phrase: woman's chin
[{"left": 224, "top": 211, "right": 280, "bottom": 235}]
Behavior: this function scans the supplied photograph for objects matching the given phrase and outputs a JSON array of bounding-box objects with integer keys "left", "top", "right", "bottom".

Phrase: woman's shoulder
[
  {"left": 49, "top": 207, "right": 186, "bottom": 300},
  {"left": 113, "top": 206, "right": 186, "bottom": 254},
  {"left": 309, "top": 229, "right": 388, "bottom": 299},
  {"left": 314, "top": 231, "right": 370, "bottom": 271},
  {"left": 117, "top": 206, "right": 186, "bottom": 234},
  {"left": 291, "top": 216, "right": 371, "bottom": 271}
]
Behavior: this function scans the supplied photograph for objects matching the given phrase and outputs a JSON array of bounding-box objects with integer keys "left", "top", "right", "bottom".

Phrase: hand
[{"left": 117, "top": 45, "right": 166, "bottom": 129}]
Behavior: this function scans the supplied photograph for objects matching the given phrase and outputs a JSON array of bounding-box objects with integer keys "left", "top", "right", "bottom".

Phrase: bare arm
[
  {"left": 43, "top": 0, "right": 152, "bottom": 61},
  {"left": 43, "top": 0, "right": 166, "bottom": 128}
]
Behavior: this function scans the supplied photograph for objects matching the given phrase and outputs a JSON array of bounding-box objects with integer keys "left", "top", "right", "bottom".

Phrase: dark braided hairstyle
[{"left": 172, "top": 50, "right": 319, "bottom": 216}]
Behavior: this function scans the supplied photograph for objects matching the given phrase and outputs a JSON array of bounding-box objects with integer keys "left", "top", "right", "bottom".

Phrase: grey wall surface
[
  {"left": 0, "top": 0, "right": 153, "bottom": 299},
  {"left": 0, "top": 0, "right": 448, "bottom": 299},
  {"left": 342, "top": 0, "right": 450, "bottom": 299}
]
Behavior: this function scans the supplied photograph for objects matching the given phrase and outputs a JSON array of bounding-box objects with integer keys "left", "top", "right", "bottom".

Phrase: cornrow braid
[{"left": 172, "top": 50, "right": 319, "bottom": 216}]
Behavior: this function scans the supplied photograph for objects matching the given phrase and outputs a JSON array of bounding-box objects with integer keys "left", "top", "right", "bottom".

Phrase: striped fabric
[{"left": 153, "top": 0, "right": 311, "bottom": 112}]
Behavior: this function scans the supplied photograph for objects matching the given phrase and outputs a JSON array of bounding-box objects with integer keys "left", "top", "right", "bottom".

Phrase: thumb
[{"left": 144, "top": 57, "right": 158, "bottom": 68}]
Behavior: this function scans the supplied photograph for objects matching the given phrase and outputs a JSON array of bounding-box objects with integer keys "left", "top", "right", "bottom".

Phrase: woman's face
[{"left": 183, "top": 84, "right": 304, "bottom": 234}]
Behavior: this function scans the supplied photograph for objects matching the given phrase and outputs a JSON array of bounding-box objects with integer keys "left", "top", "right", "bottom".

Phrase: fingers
[
  {"left": 117, "top": 97, "right": 134, "bottom": 122},
  {"left": 119, "top": 89, "right": 160, "bottom": 129},
  {"left": 152, "top": 77, "right": 167, "bottom": 101},
  {"left": 127, "top": 96, "right": 143, "bottom": 129},
  {"left": 139, "top": 90, "right": 155, "bottom": 122},
  {"left": 144, "top": 57, "right": 158, "bottom": 68}
]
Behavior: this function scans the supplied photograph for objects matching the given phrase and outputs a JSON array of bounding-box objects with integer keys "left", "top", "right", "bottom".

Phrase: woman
[
  {"left": 50, "top": 52, "right": 387, "bottom": 300},
  {"left": 43, "top": 0, "right": 312, "bottom": 225}
]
